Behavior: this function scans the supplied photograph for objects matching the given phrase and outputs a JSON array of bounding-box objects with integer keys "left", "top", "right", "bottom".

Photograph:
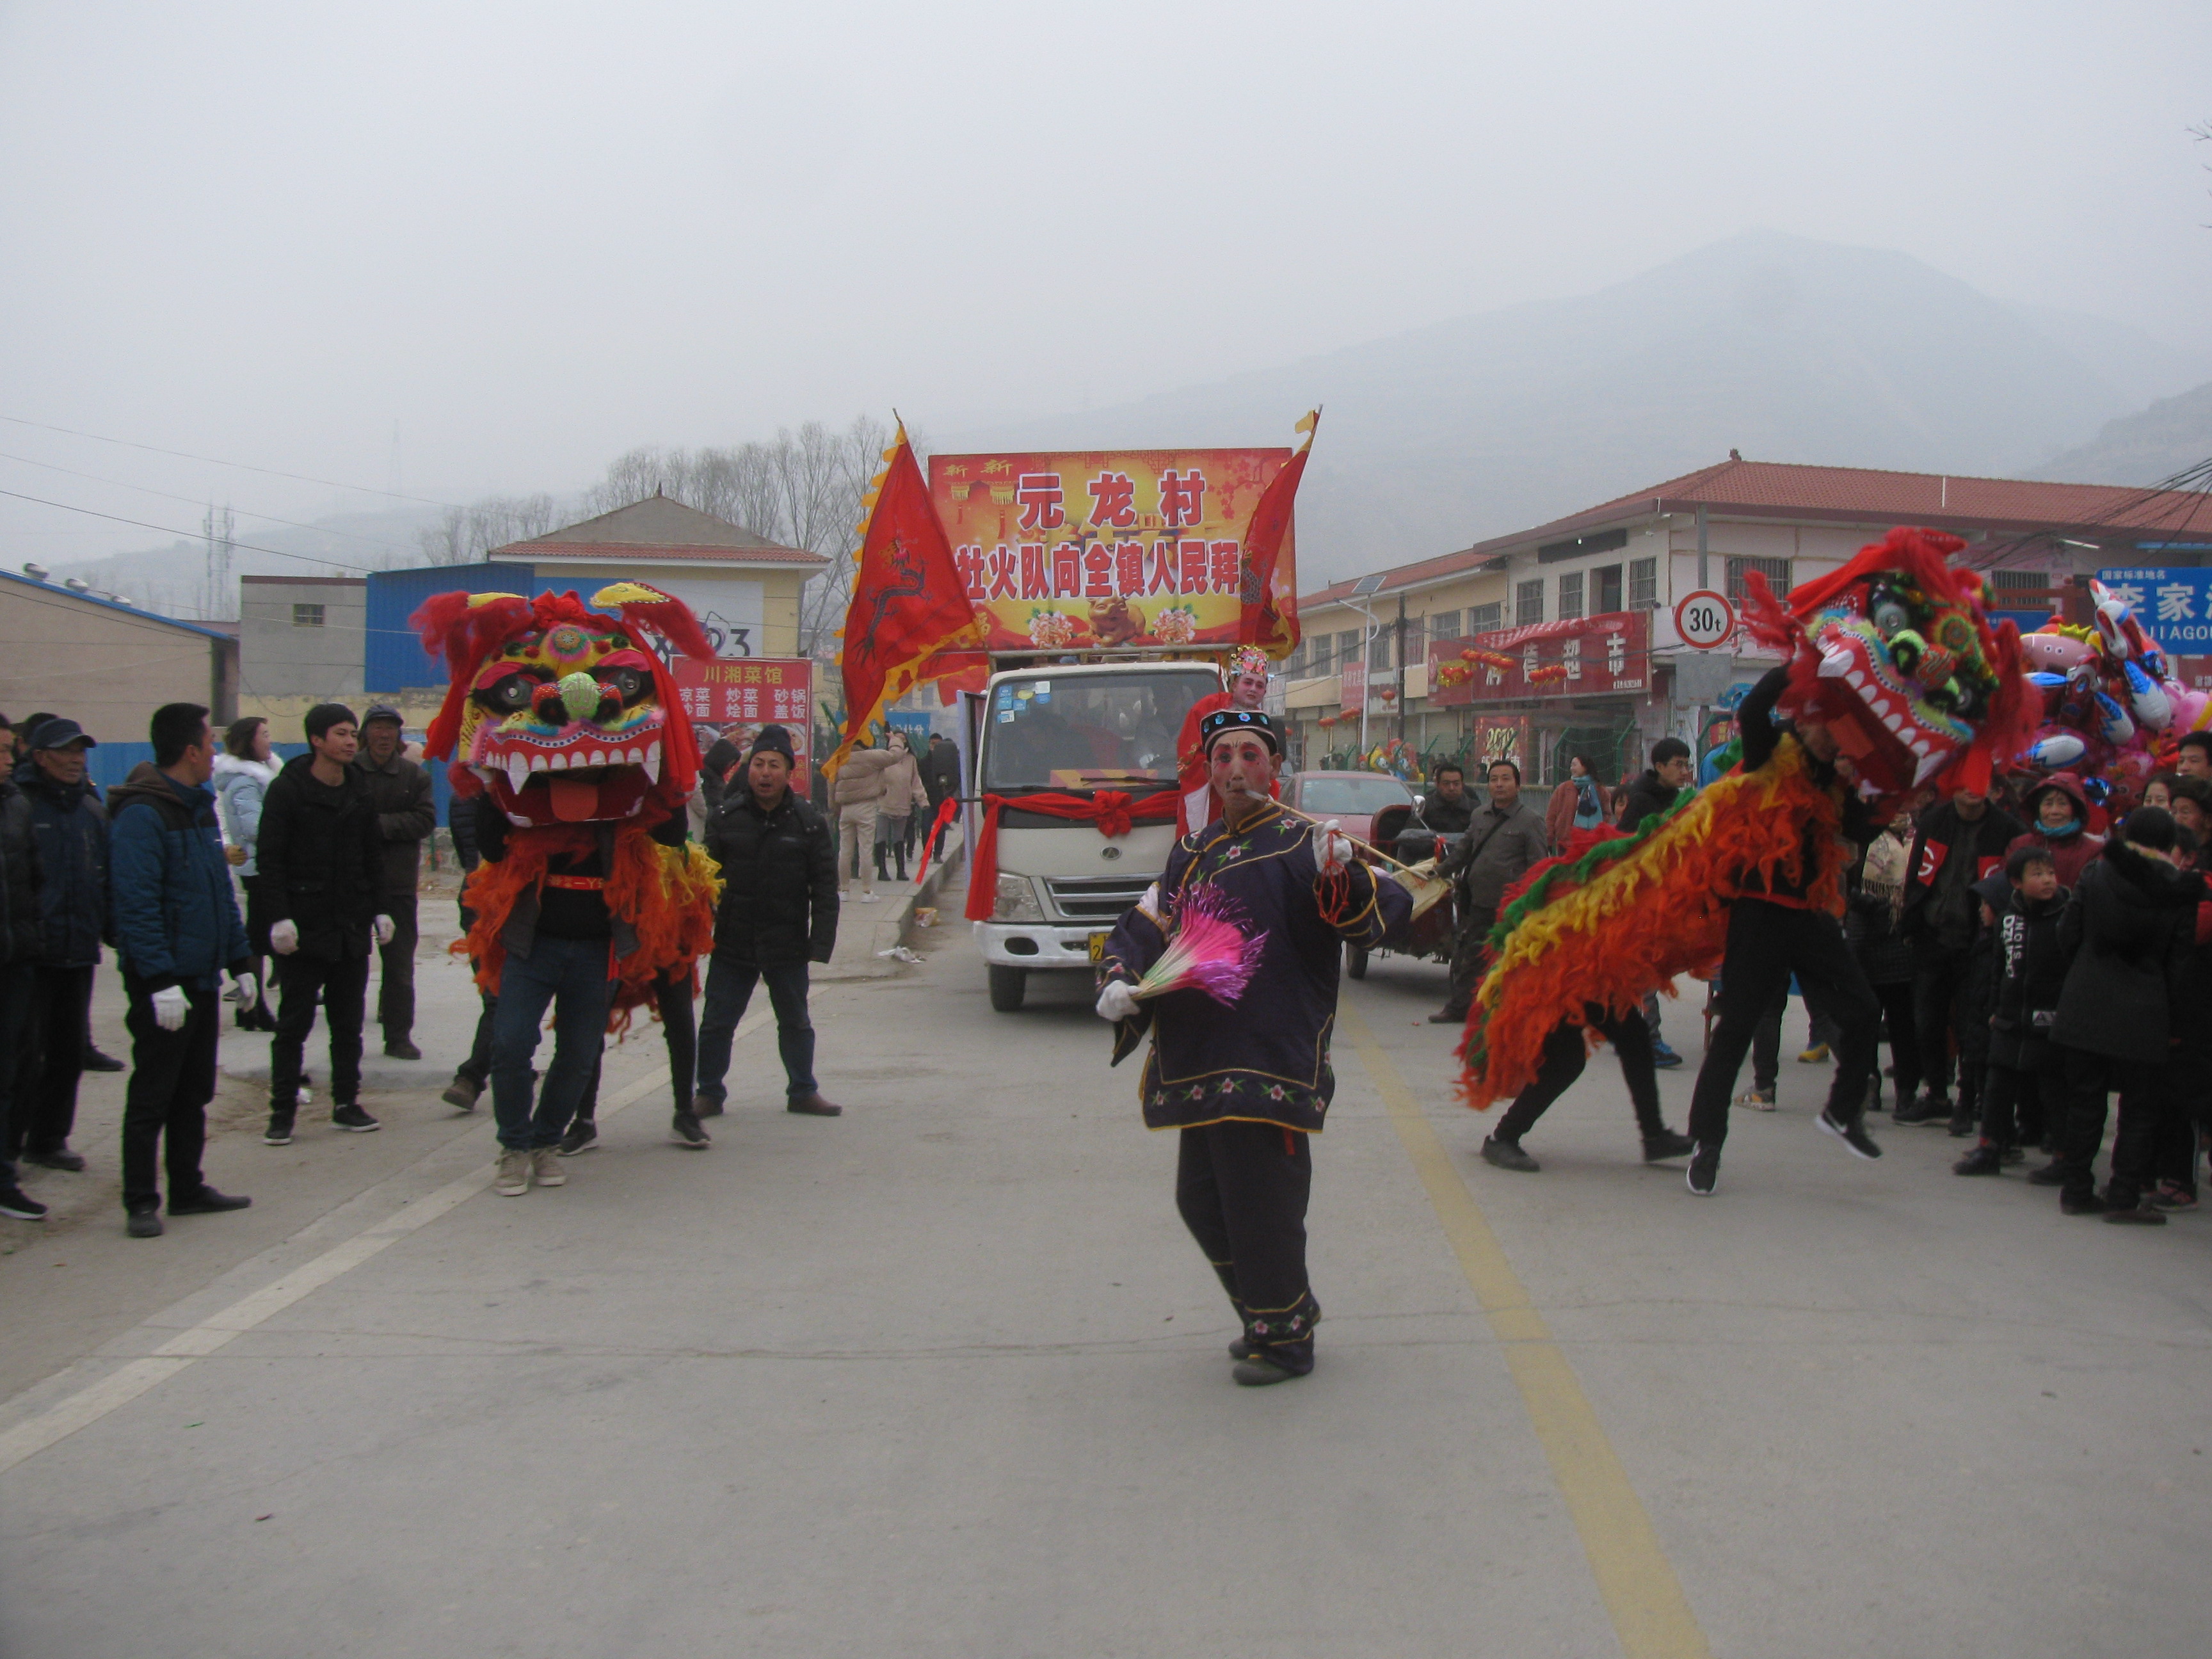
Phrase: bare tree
[{"left": 419, "top": 493, "right": 563, "bottom": 565}]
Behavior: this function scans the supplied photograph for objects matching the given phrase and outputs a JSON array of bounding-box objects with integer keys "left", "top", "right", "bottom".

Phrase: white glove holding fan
[{"left": 1094, "top": 981, "right": 1141, "bottom": 1023}]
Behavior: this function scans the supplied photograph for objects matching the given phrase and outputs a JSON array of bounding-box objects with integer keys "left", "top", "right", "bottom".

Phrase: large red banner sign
[{"left": 1427, "top": 611, "right": 1650, "bottom": 707}]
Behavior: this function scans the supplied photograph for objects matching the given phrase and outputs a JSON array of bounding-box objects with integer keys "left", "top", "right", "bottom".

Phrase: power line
[
  {"left": 0, "top": 486, "right": 379, "bottom": 575},
  {"left": 0, "top": 412, "right": 464, "bottom": 510}
]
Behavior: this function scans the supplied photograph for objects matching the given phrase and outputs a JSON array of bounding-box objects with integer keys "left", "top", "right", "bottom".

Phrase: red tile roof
[
  {"left": 493, "top": 493, "right": 827, "bottom": 568},
  {"left": 1299, "top": 457, "right": 2212, "bottom": 608}
]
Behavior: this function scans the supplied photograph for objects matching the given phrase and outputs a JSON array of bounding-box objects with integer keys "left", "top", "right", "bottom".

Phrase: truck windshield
[{"left": 982, "top": 670, "right": 1219, "bottom": 792}]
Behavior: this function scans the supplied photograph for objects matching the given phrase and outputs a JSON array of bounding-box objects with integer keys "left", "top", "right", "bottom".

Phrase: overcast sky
[{"left": 3, "top": 0, "right": 2208, "bottom": 571}]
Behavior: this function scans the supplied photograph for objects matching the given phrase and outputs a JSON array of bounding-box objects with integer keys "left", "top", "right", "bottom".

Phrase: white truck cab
[{"left": 972, "top": 659, "right": 1220, "bottom": 1011}]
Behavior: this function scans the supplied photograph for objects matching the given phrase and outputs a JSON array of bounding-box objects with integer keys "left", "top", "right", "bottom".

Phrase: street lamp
[{"left": 1346, "top": 573, "right": 1386, "bottom": 761}]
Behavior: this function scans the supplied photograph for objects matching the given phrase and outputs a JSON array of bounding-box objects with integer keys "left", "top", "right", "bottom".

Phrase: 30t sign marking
[{"left": 1673, "top": 589, "right": 1736, "bottom": 650}]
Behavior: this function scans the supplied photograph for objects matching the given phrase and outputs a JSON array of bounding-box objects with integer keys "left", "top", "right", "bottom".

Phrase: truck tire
[
  {"left": 1345, "top": 943, "right": 1369, "bottom": 980},
  {"left": 988, "top": 965, "right": 1027, "bottom": 1011}
]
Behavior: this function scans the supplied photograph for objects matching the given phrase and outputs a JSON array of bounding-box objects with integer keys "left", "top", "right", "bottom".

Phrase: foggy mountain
[
  {"left": 949, "top": 230, "right": 2211, "bottom": 582},
  {"left": 2028, "top": 380, "right": 2212, "bottom": 488}
]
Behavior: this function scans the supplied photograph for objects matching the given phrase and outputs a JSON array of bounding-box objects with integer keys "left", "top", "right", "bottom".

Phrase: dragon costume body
[
  {"left": 1459, "top": 527, "right": 2035, "bottom": 1109},
  {"left": 412, "top": 583, "right": 723, "bottom": 1029}
]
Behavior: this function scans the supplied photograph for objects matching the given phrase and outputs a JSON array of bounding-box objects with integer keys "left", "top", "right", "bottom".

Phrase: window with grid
[
  {"left": 1338, "top": 630, "right": 1359, "bottom": 669},
  {"left": 1470, "top": 600, "right": 1503, "bottom": 632},
  {"left": 1308, "top": 634, "right": 1333, "bottom": 674},
  {"left": 293, "top": 603, "right": 325, "bottom": 627},
  {"left": 1593, "top": 565, "right": 1623, "bottom": 614},
  {"left": 1990, "top": 568, "right": 2058, "bottom": 611},
  {"left": 1515, "top": 580, "right": 1544, "bottom": 627},
  {"left": 1557, "top": 571, "right": 1584, "bottom": 621},
  {"left": 1368, "top": 630, "right": 1393, "bottom": 671},
  {"left": 1283, "top": 639, "right": 1308, "bottom": 678},
  {"left": 1726, "top": 556, "right": 1791, "bottom": 605},
  {"left": 1628, "top": 557, "right": 1658, "bottom": 610},
  {"left": 1429, "top": 610, "right": 1462, "bottom": 645}
]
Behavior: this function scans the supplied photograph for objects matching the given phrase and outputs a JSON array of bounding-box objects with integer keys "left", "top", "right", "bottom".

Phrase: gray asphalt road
[{"left": 3, "top": 906, "right": 2208, "bottom": 1658}]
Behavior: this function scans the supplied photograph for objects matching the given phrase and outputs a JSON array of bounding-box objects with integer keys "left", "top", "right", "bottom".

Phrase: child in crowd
[{"left": 1955, "top": 846, "right": 2071, "bottom": 1176}]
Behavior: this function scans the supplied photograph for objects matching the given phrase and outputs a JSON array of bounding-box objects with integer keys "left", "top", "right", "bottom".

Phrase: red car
[{"left": 1281, "top": 770, "right": 1416, "bottom": 849}]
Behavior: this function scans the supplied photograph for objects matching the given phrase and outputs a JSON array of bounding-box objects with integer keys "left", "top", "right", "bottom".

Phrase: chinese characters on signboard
[
  {"left": 668, "top": 657, "right": 815, "bottom": 780},
  {"left": 2097, "top": 568, "right": 2212, "bottom": 650},
  {"left": 930, "top": 449, "right": 1297, "bottom": 653},
  {"left": 1423, "top": 611, "right": 1651, "bottom": 707}
]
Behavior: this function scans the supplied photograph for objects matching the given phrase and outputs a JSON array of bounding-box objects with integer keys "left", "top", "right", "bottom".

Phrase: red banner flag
[
  {"left": 1240, "top": 408, "right": 1317, "bottom": 655},
  {"left": 825, "top": 424, "right": 984, "bottom": 778}
]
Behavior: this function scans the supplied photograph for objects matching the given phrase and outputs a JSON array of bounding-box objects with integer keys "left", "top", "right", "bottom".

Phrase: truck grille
[{"left": 1043, "top": 875, "right": 1155, "bottom": 922}]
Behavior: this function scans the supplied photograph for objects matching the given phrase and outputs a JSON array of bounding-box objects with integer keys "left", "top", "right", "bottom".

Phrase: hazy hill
[
  {"left": 950, "top": 230, "right": 2209, "bottom": 581},
  {"left": 2029, "top": 380, "right": 2212, "bottom": 488}
]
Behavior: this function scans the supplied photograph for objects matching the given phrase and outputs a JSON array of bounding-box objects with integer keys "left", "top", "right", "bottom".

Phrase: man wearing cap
[
  {"left": 11, "top": 718, "right": 109, "bottom": 1177},
  {"left": 1098, "top": 709, "right": 1411, "bottom": 1387},
  {"left": 353, "top": 703, "right": 435, "bottom": 1061},
  {"left": 694, "top": 724, "right": 843, "bottom": 1123}
]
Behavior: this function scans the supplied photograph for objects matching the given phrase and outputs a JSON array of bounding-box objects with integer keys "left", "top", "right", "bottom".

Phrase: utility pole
[
  {"left": 202, "top": 503, "right": 236, "bottom": 621},
  {"left": 1395, "top": 596, "right": 1409, "bottom": 749}
]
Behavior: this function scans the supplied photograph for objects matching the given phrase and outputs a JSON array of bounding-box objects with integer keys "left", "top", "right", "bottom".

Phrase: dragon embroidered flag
[{"left": 826, "top": 424, "right": 984, "bottom": 779}]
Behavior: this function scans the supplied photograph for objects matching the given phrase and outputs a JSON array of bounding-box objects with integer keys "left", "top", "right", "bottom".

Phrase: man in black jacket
[
  {"left": 352, "top": 704, "right": 434, "bottom": 1061},
  {"left": 1411, "top": 762, "right": 1475, "bottom": 836},
  {"left": 259, "top": 704, "right": 390, "bottom": 1144},
  {"left": 13, "top": 719, "right": 108, "bottom": 1176},
  {"left": 1898, "top": 783, "right": 2025, "bottom": 1125},
  {"left": 694, "top": 725, "right": 842, "bottom": 1119},
  {"left": 0, "top": 762, "right": 47, "bottom": 1220},
  {"left": 2042, "top": 811, "right": 2202, "bottom": 1221}
]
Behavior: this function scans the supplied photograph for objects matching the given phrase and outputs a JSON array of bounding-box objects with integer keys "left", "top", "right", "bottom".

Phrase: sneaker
[
  {"left": 1642, "top": 1128, "right": 1695, "bottom": 1163},
  {"left": 383, "top": 1037, "right": 422, "bottom": 1061},
  {"left": 1816, "top": 1107, "right": 1883, "bottom": 1160},
  {"left": 330, "top": 1105, "right": 381, "bottom": 1133},
  {"left": 1649, "top": 1041, "right": 1684, "bottom": 1070},
  {"left": 168, "top": 1186, "right": 251, "bottom": 1215},
  {"left": 82, "top": 1045, "right": 125, "bottom": 1073},
  {"left": 0, "top": 1185, "right": 49, "bottom": 1221},
  {"left": 2103, "top": 1199, "right": 2167, "bottom": 1226},
  {"left": 1894, "top": 1093, "right": 1951, "bottom": 1126},
  {"left": 1686, "top": 1142, "right": 1720, "bottom": 1196},
  {"left": 440, "top": 1075, "right": 482, "bottom": 1112},
  {"left": 262, "top": 1114, "right": 295, "bottom": 1146},
  {"left": 859, "top": 892, "right": 881, "bottom": 903},
  {"left": 530, "top": 1148, "right": 566, "bottom": 1188},
  {"left": 2151, "top": 1182, "right": 2198, "bottom": 1212},
  {"left": 2025, "top": 1160, "right": 2068, "bottom": 1187},
  {"left": 691, "top": 1091, "right": 725, "bottom": 1118},
  {"left": 494, "top": 1148, "right": 531, "bottom": 1196},
  {"left": 1480, "top": 1135, "right": 1540, "bottom": 1173},
  {"left": 669, "top": 1110, "right": 710, "bottom": 1149},
  {"left": 1736, "top": 1086, "right": 1777, "bottom": 1111},
  {"left": 556, "top": 1119, "right": 598, "bottom": 1157},
  {"left": 22, "top": 1146, "right": 86, "bottom": 1172},
  {"left": 125, "top": 1208, "right": 164, "bottom": 1238},
  {"left": 1953, "top": 1144, "right": 2003, "bottom": 1177},
  {"left": 2060, "top": 1189, "right": 2110, "bottom": 1217},
  {"left": 1797, "top": 1043, "right": 1831, "bottom": 1064}
]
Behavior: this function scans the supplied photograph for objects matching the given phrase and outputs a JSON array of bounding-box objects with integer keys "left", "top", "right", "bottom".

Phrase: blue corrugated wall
[{"left": 364, "top": 562, "right": 515, "bottom": 693}]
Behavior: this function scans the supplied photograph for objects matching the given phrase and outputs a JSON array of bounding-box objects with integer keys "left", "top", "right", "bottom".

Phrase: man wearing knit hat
[{"left": 694, "top": 725, "right": 844, "bottom": 1121}]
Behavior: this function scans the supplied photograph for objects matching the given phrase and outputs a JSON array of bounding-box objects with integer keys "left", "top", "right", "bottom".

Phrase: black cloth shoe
[
  {"left": 170, "top": 1186, "right": 251, "bottom": 1215},
  {"left": 691, "top": 1091, "right": 724, "bottom": 1118},
  {"left": 440, "top": 1076, "right": 481, "bottom": 1112},
  {"left": 125, "top": 1209, "right": 164, "bottom": 1238},
  {"left": 556, "top": 1119, "right": 598, "bottom": 1157},
  {"left": 82, "top": 1046, "right": 125, "bottom": 1073},
  {"left": 331, "top": 1105, "right": 381, "bottom": 1133},
  {"left": 383, "top": 1037, "right": 422, "bottom": 1062},
  {"left": 669, "top": 1110, "right": 710, "bottom": 1149},
  {"left": 2060, "top": 1189, "right": 2110, "bottom": 1216},
  {"left": 1687, "top": 1142, "right": 1720, "bottom": 1196},
  {"left": 787, "top": 1094, "right": 843, "bottom": 1116},
  {"left": 262, "top": 1114, "right": 294, "bottom": 1146},
  {"left": 2025, "top": 1160, "right": 2068, "bottom": 1187},
  {"left": 1232, "top": 1354, "right": 1306, "bottom": 1386},
  {"left": 1481, "top": 1135, "right": 1540, "bottom": 1173},
  {"left": 1427, "top": 1008, "right": 1468, "bottom": 1025},
  {"left": 1953, "top": 1144, "right": 2003, "bottom": 1176},
  {"left": 23, "top": 1146, "right": 86, "bottom": 1172},
  {"left": 1947, "top": 1106, "right": 1978, "bottom": 1138},
  {"left": 1818, "top": 1107, "right": 1883, "bottom": 1160},
  {"left": 2103, "top": 1198, "right": 2167, "bottom": 1226},
  {"left": 0, "top": 1185, "right": 49, "bottom": 1221},
  {"left": 1642, "top": 1128, "right": 1695, "bottom": 1163},
  {"left": 1894, "top": 1093, "right": 1951, "bottom": 1126}
]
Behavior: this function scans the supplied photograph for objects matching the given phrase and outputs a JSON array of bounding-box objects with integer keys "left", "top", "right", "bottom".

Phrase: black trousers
[
  {"left": 1494, "top": 1006, "right": 1666, "bottom": 1146},
  {"left": 1688, "top": 900, "right": 1879, "bottom": 1151},
  {"left": 2160, "top": 1053, "right": 2210, "bottom": 1196},
  {"left": 575, "top": 973, "right": 698, "bottom": 1121},
  {"left": 1868, "top": 979, "right": 1921, "bottom": 1109},
  {"left": 1176, "top": 1121, "right": 1318, "bottom": 1373},
  {"left": 2058, "top": 1045, "right": 2170, "bottom": 1206},
  {"left": 1440, "top": 904, "right": 1498, "bottom": 1018},
  {"left": 10, "top": 963, "right": 93, "bottom": 1157},
  {"left": 120, "top": 972, "right": 220, "bottom": 1213},
  {"left": 1911, "top": 945, "right": 1973, "bottom": 1102},
  {"left": 271, "top": 950, "right": 371, "bottom": 1109},
  {"left": 0, "top": 962, "right": 35, "bottom": 1185},
  {"left": 1980, "top": 1055, "right": 2065, "bottom": 1150},
  {"left": 376, "top": 894, "right": 419, "bottom": 1041}
]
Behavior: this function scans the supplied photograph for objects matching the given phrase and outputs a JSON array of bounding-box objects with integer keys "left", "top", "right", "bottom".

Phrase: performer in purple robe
[{"left": 1098, "top": 708, "right": 1411, "bottom": 1386}]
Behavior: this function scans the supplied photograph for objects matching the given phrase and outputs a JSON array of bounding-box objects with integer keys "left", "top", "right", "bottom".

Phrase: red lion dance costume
[
  {"left": 1459, "top": 528, "right": 2035, "bottom": 1109},
  {"left": 412, "top": 583, "right": 723, "bottom": 1027}
]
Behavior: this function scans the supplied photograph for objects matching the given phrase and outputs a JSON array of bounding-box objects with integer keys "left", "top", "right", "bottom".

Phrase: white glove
[
  {"left": 227, "top": 972, "right": 259, "bottom": 1014},
  {"left": 1318, "top": 819, "right": 1356, "bottom": 872},
  {"left": 1095, "top": 981, "right": 1141, "bottom": 1023},
  {"left": 269, "top": 918, "right": 300, "bottom": 956},
  {"left": 151, "top": 984, "right": 189, "bottom": 1031},
  {"left": 374, "top": 914, "right": 396, "bottom": 945}
]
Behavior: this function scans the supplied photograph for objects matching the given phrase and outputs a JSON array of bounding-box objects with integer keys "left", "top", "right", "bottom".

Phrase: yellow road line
[{"left": 1342, "top": 1005, "right": 1713, "bottom": 1659}]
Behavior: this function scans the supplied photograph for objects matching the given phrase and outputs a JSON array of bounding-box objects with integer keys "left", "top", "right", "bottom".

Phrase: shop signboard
[
  {"left": 668, "top": 656, "right": 815, "bottom": 779},
  {"left": 2096, "top": 567, "right": 2212, "bottom": 651},
  {"left": 1425, "top": 611, "right": 1650, "bottom": 707}
]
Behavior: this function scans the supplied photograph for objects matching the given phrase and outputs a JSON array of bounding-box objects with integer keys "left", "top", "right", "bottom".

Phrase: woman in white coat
[{"left": 214, "top": 717, "right": 281, "bottom": 1032}]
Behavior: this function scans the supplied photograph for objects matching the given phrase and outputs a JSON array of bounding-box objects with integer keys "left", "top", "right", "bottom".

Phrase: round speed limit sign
[{"left": 1673, "top": 589, "right": 1736, "bottom": 650}]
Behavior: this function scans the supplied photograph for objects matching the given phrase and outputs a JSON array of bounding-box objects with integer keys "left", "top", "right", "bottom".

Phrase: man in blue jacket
[
  {"left": 13, "top": 717, "right": 109, "bottom": 1175},
  {"left": 108, "top": 703, "right": 260, "bottom": 1238}
]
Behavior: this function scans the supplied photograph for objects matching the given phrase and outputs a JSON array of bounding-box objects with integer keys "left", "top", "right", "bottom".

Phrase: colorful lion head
[
  {"left": 412, "top": 582, "right": 716, "bottom": 827},
  {"left": 1742, "top": 527, "right": 2035, "bottom": 801}
]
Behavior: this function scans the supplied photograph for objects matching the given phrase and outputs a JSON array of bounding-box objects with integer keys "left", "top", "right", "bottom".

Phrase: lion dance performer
[
  {"left": 1174, "top": 645, "right": 1275, "bottom": 833},
  {"left": 413, "top": 584, "right": 722, "bottom": 1196},
  {"left": 1099, "top": 709, "right": 1411, "bottom": 1386},
  {"left": 1456, "top": 528, "right": 2033, "bottom": 1198}
]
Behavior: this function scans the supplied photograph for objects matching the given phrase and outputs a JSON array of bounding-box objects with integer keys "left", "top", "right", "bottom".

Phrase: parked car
[{"left": 1281, "top": 770, "right": 1415, "bottom": 848}]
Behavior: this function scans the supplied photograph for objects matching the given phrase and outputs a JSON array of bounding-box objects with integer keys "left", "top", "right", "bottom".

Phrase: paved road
[{"left": 3, "top": 893, "right": 2208, "bottom": 1657}]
